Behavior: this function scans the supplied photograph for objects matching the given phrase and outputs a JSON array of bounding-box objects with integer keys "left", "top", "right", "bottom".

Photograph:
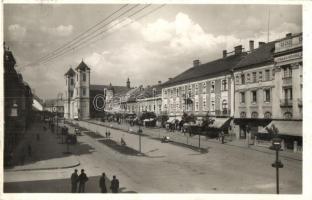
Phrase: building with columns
[{"left": 233, "top": 33, "right": 302, "bottom": 147}]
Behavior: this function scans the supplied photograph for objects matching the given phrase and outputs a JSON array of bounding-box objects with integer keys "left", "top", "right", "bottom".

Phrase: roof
[
  {"left": 4, "top": 50, "right": 16, "bottom": 65},
  {"left": 137, "top": 84, "right": 163, "bottom": 99},
  {"left": 33, "top": 93, "right": 44, "bottom": 104},
  {"left": 234, "top": 41, "right": 275, "bottom": 69},
  {"left": 75, "top": 61, "right": 90, "bottom": 71},
  {"left": 90, "top": 84, "right": 131, "bottom": 95},
  {"left": 259, "top": 120, "right": 302, "bottom": 137},
  {"left": 44, "top": 99, "right": 64, "bottom": 107},
  {"left": 64, "top": 68, "right": 76, "bottom": 76},
  {"left": 163, "top": 54, "right": 245, "bottom": 87}
]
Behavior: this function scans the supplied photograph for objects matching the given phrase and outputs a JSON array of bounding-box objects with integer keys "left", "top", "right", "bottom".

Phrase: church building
[{"left": 64, "top": 61, "right": 131, "bottom": 120}]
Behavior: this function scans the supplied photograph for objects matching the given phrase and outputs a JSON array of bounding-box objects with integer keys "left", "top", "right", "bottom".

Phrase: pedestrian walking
[
  {"left": 71, "top": 169, "right": 79, "bottom": 193},
  {"left": 78, "top": 169, "right": 89, "bottom": 193},
  {"left": 27, "top": 144, "right": 32, "bottom": 157},
  {"left": 99, "top": 173, "right": 107, "bottom": 193},
  {"left": 110, "top": 175, "right": 119, "bottom": 193}
]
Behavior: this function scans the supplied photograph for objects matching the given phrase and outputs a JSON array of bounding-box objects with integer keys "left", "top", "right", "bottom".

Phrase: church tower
[
  {"left": 127, "top": 77, "right": 130, "bottom": 89},
  {"left": 64, "top": 68, "right": 75, "bottom": 119},
  {"left": 73, "top": 60, "right": 90, "bottom": 120}
]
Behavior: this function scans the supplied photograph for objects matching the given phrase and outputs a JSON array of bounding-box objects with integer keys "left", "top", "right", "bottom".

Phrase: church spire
[{"left": 126, "top": 77, "right": 130, "bottom": 88}]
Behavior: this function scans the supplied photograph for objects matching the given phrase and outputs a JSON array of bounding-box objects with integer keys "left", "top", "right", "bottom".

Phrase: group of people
[
  {"left": 71, "top": 169, "right": 120, "bottom": 193},
  {"left": 71, "top": 169, "right": 89, "bottom": 193}
]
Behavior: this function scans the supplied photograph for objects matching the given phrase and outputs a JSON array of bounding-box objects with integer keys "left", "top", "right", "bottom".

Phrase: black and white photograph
[{"left": 1, "top": 0, "right": 311, "bottom": 199}]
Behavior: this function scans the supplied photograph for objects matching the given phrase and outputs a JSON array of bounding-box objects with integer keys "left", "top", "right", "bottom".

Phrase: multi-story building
[
  {"left": 233, "top": 33, "right": 302, "bottom": 147},
  {"left": 136, "top": 83, "right": 163, "bottom": 116},
  {"left": 161, "top": 46, "right": 246, "bottom": 127},
  {"left": 4, "top": 45, "right": 33, "bottom": 165},
  {"left": 233, "top": 41, "right": 275, "bottom": 139},
  {"left": 264, "top": 33, "right": 302, "bottom": 147}
]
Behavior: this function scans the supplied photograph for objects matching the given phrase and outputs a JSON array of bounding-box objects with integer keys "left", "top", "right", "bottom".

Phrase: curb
[
  {"left": 86, "top": 121, "right": 208, "bottom": 153},
  {"left": 78, "top": 120, "right": 302, "bottom": 161},
  {"left": 5, "top": 160, "right": 81, "bottom": 172}
]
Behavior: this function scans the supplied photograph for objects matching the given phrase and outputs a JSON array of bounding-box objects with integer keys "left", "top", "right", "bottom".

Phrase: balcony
[
  {"left": 298, "top": 98, "right": 302, "bottom": 107},
  {"left": 282, "top": 76, "right": 292, "bottom": 86},
  {"left": 280, "top": 99, "right": 293, "bottom": 107}
]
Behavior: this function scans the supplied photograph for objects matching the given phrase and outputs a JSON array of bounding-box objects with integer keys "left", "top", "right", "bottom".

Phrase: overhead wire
[
  {"left": 36, "top": 4, "right": 130, "bottom": 62},
  {"left": 40, "top": 4, "right": 162, "bottom": 65},
  {"left": 37, "top": 4, "right": 140, "bottom": 64}
]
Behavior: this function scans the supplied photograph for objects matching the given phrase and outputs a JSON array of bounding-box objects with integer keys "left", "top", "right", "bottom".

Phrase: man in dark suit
[
  {"left": 110, "top": 175, "right": 119, "bottom": 193},
  {"left": 78, "top": 169, "right": 89, "bottom": 193},
  {"left": 70, "top": 169, "right": 79, "bottom": 193}
]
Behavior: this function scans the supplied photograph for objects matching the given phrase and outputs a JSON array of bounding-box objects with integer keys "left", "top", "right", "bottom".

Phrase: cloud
[
  {"left": 41, "top": 24, "right": 73, "bottom": 36},
  {"left": 8, "top": 24, "right": 26, "bottom": 40}
]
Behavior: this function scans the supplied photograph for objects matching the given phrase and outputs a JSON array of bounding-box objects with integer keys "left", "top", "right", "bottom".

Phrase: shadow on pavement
[
  {"left": 6, "top": 122, "right": 95, "bottom": 169},
  {"left": 98, "top": 139, "right": 145, "bottom": 156},
  {"left": 83, "top": 131, "right": 105, "bottom": 139},
  {"left": 4, "top": 175, "right": 136, "bottom": 193}
]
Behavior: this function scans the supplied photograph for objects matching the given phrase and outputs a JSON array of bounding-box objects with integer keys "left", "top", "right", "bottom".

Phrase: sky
[{"left": 3, "top": 3, "right": 302, "bottom": 100}]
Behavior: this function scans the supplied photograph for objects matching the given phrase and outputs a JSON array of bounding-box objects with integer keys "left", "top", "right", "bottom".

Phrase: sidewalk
[
  {"left": 4, "top": 121, "right": 80, "bottom": 172},
  {"left": 84, "top": 119, "right": 302, "bottom": 161}
]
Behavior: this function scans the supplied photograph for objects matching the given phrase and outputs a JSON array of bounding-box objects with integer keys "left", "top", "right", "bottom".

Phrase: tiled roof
[
  {"left": 137, "top": 84, "right": 163, "bottom": 99},
  {"left": 64, "top": 68, "right": 76, "bottom": 76},
  {"left": 75, "top": 61, "right": 90, "bottom": 71},
  {"left": 90, "top": 84, "right": 131, "bottom": 95},
  {"left": 163, "top": 54, "right": 245, "bottom": 87},
  {"left": 234, "top": 42, "right": 275, "bottom": 69}
]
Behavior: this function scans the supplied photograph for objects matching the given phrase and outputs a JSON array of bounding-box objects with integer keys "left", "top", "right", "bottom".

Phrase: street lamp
[
  {"left": 138, "top": 122, "right": 142, "bottom": 153},
  {"left": 270, "top": 137, "right": 284, "bottom": 194}
]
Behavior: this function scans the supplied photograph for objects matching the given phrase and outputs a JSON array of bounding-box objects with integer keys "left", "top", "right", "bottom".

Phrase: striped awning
[{"left": 259, "top": 120, "right": 302, "bottom": 137}]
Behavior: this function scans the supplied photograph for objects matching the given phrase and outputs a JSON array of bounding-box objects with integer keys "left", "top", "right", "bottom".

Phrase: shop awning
[
  {"left": 210, "top": 118, "right": 231, "bottom": 129},
  {"left": 259, "top": 120, "right": 302, "bottom": 137}
]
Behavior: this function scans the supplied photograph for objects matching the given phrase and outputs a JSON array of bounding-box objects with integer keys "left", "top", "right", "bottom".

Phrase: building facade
[
  {"left": 161, "top": 46, "right": 246, "bottom": 126},
  {"left": 64, "top": 62, "right": 131, "bottom": 119},
  {"left": 4, "top": 46, "right": 33, "bottom": 165},
  {"left": 64, "top": 61, "right": 91, "bottom": 120},
  {"left": 233, "top": 33, "right": 302, "bottom": 146}
]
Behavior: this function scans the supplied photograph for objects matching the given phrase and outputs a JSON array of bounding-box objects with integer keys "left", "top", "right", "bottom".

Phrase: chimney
[
  {"left": 158, "top": 80, "right": 162, "bottom": 85},
  {"left": 193, "top": 59, "right": 200, "bottom": 67},
  {"left": 223, "top": 50, "right": 227, "bottom": 58},
  {"left": 286, "top": 33, "right": 292, "bottom": 38},
  {"left": 258, "top": 42, "right": 265, "bottom": 48},
  {"left": 234, "top": 45, "right": 243, "bottom": 55},
  {"left": 249, "top": 40, "right": 254, "bottom": 52}
]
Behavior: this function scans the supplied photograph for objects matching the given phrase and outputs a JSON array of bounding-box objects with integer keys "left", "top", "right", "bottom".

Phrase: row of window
[
  {"left": 236, "top": 69, "right": 273, "bottom": 84},
  {"left": 164, "top": 99, "right": 228, "bottom": 112},
  {"left": 163, "top": 79, "right": 228, "bottom": 98},
  {"left": 240, "top": 111, "right": 271, "bottom": 118},
  {"left": 240, "top": 89, "right": 271, "bottom": 104},
  {"left": 240, "top": 111, "right": 293, "bottom": 119}
]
